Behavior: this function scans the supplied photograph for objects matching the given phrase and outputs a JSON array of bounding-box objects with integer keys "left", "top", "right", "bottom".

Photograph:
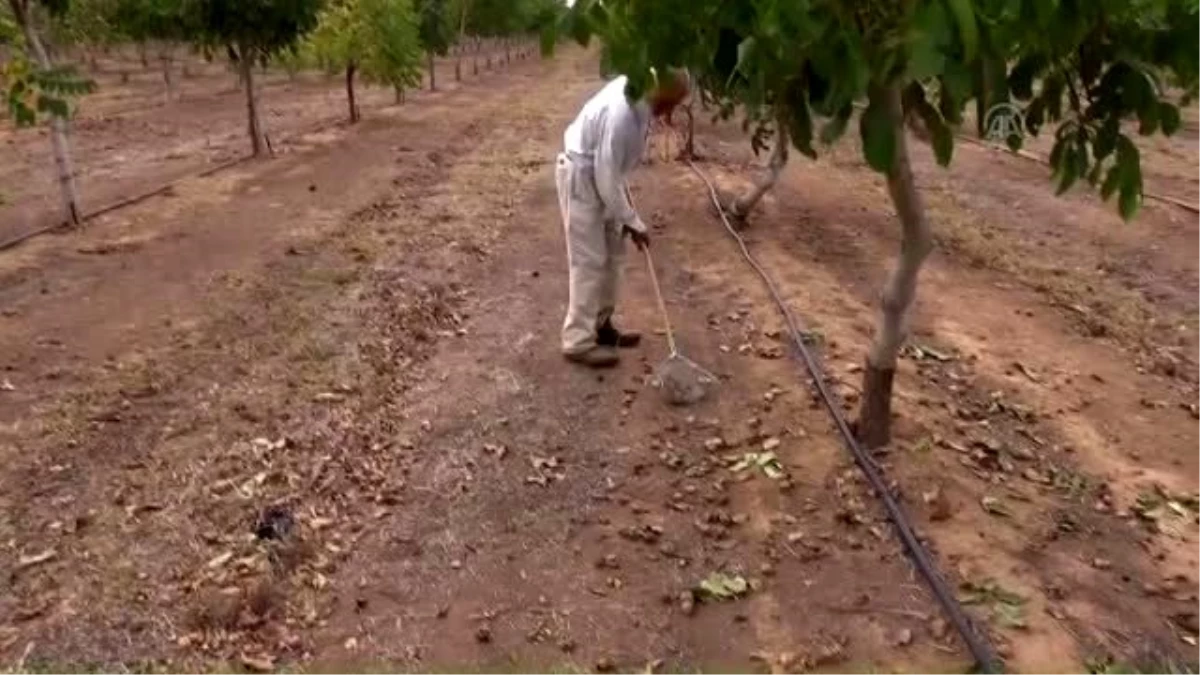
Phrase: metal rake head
[{"left": 652, "top": 352, "right": 717, "bottom": 406}]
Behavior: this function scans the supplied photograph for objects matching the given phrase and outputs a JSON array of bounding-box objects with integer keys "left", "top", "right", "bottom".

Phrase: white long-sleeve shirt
[{"left": 563, "top": 76, "right": 651, "bottom": 233}]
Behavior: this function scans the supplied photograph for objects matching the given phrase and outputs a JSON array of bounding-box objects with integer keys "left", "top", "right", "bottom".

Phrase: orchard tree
[
  {"left": 362, "top": 0, "right": 423, "bottom": 103},
  {"left": 308, "top": 0, "right": 422, "bottom": 121},
  {"left": 4, "top": 0, "right": 94, "bottom": 224},
  {"left": 560, "top": 0, "right": 1199, "bottom": 448},
  {"left": 308, "top": 0, "right": 364, "bottom": 121},
  {"left": 416, "top": 0, "right": 451, "bottom": 90},
  {"left": 189, "top": 0, "right": 322, "bottom": 155},
  {"left": 111, "top": 0, "right": 190, "bottom": 99},
  {"left": 48, "top": 0, "right": 121, "bottom": 71}
]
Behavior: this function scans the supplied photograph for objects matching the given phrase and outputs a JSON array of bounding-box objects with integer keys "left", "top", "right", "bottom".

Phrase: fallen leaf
[
  {"left": 908, "top": 344, "right": 952, "bottom": 362},
  {"left": 206, "top": 551, "right": 233, "bottom": 569},
  {"left": 240, "top": 654, "right": 275, "bottom": 673},
  {"left": 696, "top": 571, "right": 749, "bottom": 601},
  {"left": 993, "top": 601, "right": 1027, "bottom": 629},
  {"left": 757, "top": 452, "right": 785, "bottom": 479},
  {"left": 642, "top": 658, "right": 665, "bottom": 674},
  {"left": 16, "top": 548, "right": 57, "bottom": 570},
  {"left": 981, "top": 496, "right": 1011, "bottom": 517},
  {"left": 924, "top": 488, "right": 953, "bottom": 522},
  {"left": 1013, "top": 361, "right": 1041, "bottom": 383},
  {"left": 893, "top": 627, "right": 914, "bottom": 647},
  {"left": 0, "top": 379, "right": 15, "bottom": 392}
]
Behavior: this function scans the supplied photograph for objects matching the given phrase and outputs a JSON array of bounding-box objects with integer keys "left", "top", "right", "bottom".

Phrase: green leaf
[
  {"left": 909, "top": 1, "right": 950, "bottom": 81},
  {"left": 1137, "top": 98, "right": 1160, "bottom": 135},
  {"left": 1115, "top": 135, "right": 1142, "bottom": 220},
  {"left": 787, "top": 103, "right": 816, "bottom": 159},
  {"left": 930, "top": 119, "right": 954, "bottom": 165},
  {"left": 735, "top": 36, "right": 757, "bottom": 79},
  {"left": 906, "top": 83, "right": 954, "bottom": 166},
  {"left": 1118, "top": 178, "right": 1141, "bottom": 220},
  {"left": 859, "top": 97, "right": 896, "bottom": 174},
  {"left": 1100, "top": 165, "right": 1122, "bottom": 201},
  {"left": 1093, "top": 117, "right": 1119, "bottom": 161},
  {"left": 1160, "top": 102, "right": 1182, "bottom": 135},
  {"left": 943, "top": 0, "right": 978, "bottom": 60},
  {"left": 35, "top": 96, "right": 70, "bottom": 119}
]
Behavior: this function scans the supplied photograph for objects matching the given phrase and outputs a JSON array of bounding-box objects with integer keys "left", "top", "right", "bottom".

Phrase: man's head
[{"left": 646, "top": 67, "right": 690, "bottom": 118}]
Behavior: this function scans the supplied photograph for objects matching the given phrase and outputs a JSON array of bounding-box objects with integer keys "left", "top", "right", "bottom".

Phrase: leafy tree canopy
[
  {"left": 307, "top": 0, "right": 423, "bottom": 90},
  {"left": 416, "top": 0, "right": 452, "bottom": 55},
  {"left": 188, "top": 0, "right": 321, "bottom": 56},
  {"left": 2, "top": 5, "right": 94, "bottom": 127},
  {"left": 561, "top": 0, "right": 1200, "bottom": 220}
]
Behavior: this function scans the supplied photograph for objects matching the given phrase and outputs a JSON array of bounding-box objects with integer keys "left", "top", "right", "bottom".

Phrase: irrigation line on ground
[
  {"left": 0, "top": 50, "right": 536, "bottom": 254},
  {"left": 845, "top": 101, "right": 1197, "bottom": 214},
  {"left": 680, "top": 153, "right": 1002, "bottom": 673},
  {"left": 0, "top": 154, "right": 253, "bottom": 252},
  {"left": 954, "top": 134, "right": 1199, "bottom": 214}
]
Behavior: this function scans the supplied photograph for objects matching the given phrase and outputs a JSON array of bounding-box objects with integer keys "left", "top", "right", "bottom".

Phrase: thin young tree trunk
[
  {"left": 11, "top": 0, "right": 82, "bottom": 225},
  {"left": 728, "top": 107, "right": 789, "bottom": 219},
  {"left": 455, "top": 58, "right": 461, "bottom": 81},
  {"left": 160, "top": 45, "right": 175, "bottom": 101},
  {"left": 394, "top": 85, "right": 405, "bottom": 104},
  {"left": 345, "top": 62, "right": 359, "bottom": 123},
  {"left": 858, "top": 85, "right": 934, "bottom": 448},
  {"left": 238, "top": 42, "right": 266, "bottom": 156},
  {"left": 677, "top": 100, "right": 696, "bottom": 161},
  {"left": 427, "top": 50, "right": 436, "bottom": 91}
]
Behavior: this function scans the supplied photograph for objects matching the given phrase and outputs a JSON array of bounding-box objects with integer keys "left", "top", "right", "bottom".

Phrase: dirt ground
[
  {"left": 0, "top": 45, "right": 531, "bottom": 243},
  {"left": 0, "top": 47, "right": 1197, "bottom": 673}
]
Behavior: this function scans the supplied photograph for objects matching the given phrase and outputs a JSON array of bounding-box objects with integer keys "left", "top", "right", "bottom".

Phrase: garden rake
[{"left": 641, "top": 246, "right": 717, "bottom": 405}]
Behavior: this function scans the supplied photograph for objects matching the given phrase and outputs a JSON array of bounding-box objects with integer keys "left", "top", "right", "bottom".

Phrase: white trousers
[{"left": 555, "top": 152, "right": 626, "bottom": 354}]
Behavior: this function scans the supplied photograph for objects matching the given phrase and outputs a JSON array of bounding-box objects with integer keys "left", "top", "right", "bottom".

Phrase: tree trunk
[
  {"left": 138, "top": 41, "right": 148, "bottom": 68},
  {"left": 427, "top": 50, "right": 436, "bottom": 91},
  {"left": 11, "top": 0, "right": 82, "bottom": 226},
  {"left": 728, "top": 107, "right": 789, "bottom": 219},
  {"left": 455, "top": 58, "right": 461, "bottom": 82},
  {"left": 160, "top": 47, "right": 175, "bottom": 101},
  {"left": 394, "top": 86, "right": 405, "bottom": 104},
  {"left": 345, "top": 62, "right": 359, "bottom": 123},
  {"left": 238, "top": 42, "right": 267, "bottom": 156},
  {"left": 472, "top": 57, "right": 478, "bottom": 75},
  {"left": 677, "top": 101, "right": 696, "bottom": 161},
  {"left": 857, "top": 85, "right": 934, "bottom": 448}
]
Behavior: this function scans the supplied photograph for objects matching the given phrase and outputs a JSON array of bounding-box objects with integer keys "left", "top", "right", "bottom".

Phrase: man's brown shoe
[{"left": 564, "top": 345, "right": 620, "bottom": 368}]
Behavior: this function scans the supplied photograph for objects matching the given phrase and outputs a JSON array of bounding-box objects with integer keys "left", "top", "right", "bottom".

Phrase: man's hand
[{"left": 624, "top": 225, "right": 650, "bottom": 250}]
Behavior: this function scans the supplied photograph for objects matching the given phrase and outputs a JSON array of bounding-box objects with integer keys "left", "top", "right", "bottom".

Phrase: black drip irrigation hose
[{"left": 682, "top": 156, "right": 1002, "bottom": 673}]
